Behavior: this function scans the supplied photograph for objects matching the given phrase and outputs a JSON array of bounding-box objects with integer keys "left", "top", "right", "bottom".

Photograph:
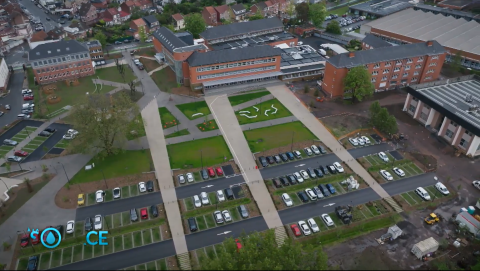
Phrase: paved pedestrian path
[
  {"left": 268, "top": 85, "right": 391, "bottom": 198},
  {"left": 206, "top": 95, "right": 285, "bottom": 232},
  {"left": 147, "top": 64, "right": 168, "bottom": 76}
]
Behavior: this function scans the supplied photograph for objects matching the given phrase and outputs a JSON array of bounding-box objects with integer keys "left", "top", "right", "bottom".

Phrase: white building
[{"left": 0, "top": 58, "right": 11, "bottom": 92}]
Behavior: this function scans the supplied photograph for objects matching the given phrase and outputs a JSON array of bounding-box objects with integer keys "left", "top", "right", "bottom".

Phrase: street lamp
[
  {"left": 58, "top": 162, "right": 70, "bottom": 183},
  {"left": 0, "top": 178, "right": 9, "bottom": 192},
  {"left": 290, "top": 131, "right": 295, "bottom": 151},
  {"left": 200, "top": 150, "right": 204, "bottom": 170}
]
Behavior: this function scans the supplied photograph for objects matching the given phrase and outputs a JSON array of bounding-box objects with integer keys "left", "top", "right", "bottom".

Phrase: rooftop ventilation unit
[
  {"left": 468, "top": 104, "right": 479, "bottom": 113},
  {"left": 465, "top": 94, "right": 473, "bottom": 103}
]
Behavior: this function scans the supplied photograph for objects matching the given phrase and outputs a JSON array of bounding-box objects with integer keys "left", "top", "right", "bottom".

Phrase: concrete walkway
[
  {"left": 147, "top": 64, "right": 168, "bottom": 76},
  {"left": 206, "top": 95, "right": 284, "bottom": 230},
  {"left": 141, "top": 99, "right": 189, "bottom": 255},
  {"left": 268, "top": 85, "right": 391, "bottom": 198}
]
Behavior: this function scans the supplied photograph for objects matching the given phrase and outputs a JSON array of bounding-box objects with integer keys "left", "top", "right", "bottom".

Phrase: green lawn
[
  {"left": 158, "top": 107, "right": 180, "bottom": 129},
  {"left": 69, "top": 150, "right": 152, "bottom": 184},
  {"left": 151, "top": 68, "right": 178, "bottom": 93},
  {"left": 96, "top": 65, "right": 137, "bottom": 83},
  {"left": 244, "top": 121, "right": 317, "bottom": 152},
  {"left": 167, "top": 136, "right": 232, "bottom": 169},
  {"left": 176, "top": 101, "right": 211, "bottom": 120},
  {"left": 165, "top": 129, "right": 190, "bottom": 138},
  {"left": 235, "top": 98, "right": 292, "bottom": 125},
  {"left": 126, "top": 115, "right": 146, "bottom": 140},
  {"left": 228, "top": 91, "right": 270, "bottom": 106},
  {"left": 196, "top": 120, "right": 219, "bottom": 132}
]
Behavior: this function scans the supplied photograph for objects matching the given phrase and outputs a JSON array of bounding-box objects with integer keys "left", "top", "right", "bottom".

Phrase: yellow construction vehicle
[{"left": 424, "top": 213, "right": 440, "bottom": 225}]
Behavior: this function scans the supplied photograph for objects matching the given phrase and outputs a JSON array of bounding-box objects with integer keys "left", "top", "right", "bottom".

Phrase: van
[
  {"left": 188, "top": 217, "right": 198, "bottom": 232},
  {"left": 224, "top": 188, "right": 234, "bottom": 200},
  {"left": 238, "top": 205, "right": 249, "bottom": 218}
]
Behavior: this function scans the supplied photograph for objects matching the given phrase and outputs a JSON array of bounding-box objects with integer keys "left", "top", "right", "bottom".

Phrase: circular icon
[{"left": 40, "top": 228, "right": 62, "bottom": 249}]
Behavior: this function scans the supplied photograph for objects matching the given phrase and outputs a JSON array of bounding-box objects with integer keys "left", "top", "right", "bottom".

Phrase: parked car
[
  {"left": 27, "top": 256, "right": 39, "bottom": 271},
  {"left": 305, "top": 188, "right": 317, "bottom": 201},
  {"left": 298, "top": 220, "right": 311, "bottom": 236},
  {"left": 307, "top": 218, "right": 320, "bottom": 233},
  {"left": 380, "top": 170, "right": 393, "bottom": 181},
  {"left": 114, "top": 40, "right": 122, "bottom": 45},
  {"left": 415, "top": 187, "right": 431, "bottom": 201},
  {"left": 193, "top": 195, "right": 202, "bottom": 208},
  {"left": 215, "top": 167, "right": 223, "bottom": 176},
  {"left": 23, "top": 95, "right": 34, "bottom": 101},
  {"left": 201, "top": 169, "right": 209, "bottom": 180},
  {"left": 313, "top": 168, "right": 323, "bottom": 178},
  {"left": 435, "top": 182, "right": 449, "bottom": 195},
  {"left": 213, "top": 210, "right": 224, "bottom": 224},
  {"left": 146, "top": 180, "right": 154, "bottom": 192},
  {"left": 186, "top": 172, "right": 194, "bottom": 182},
  {"left": 299, "top": 170, "right": 309, "bottom": 180},
  {"left": 20, "top": 234, "right": 29, "bottom": 247},
  {"left": 140, "top": 208, "right": 148, "bottom": 219},
  {"left": 280, "top": 153, "right": 288, "bottom": 162},
  {"left": 282, "top": 193, "right": 293, "bottom": 207},
  {"left": 304, "top": 147, "right": 313, "bottom": 156},
  {"left": 266, "top": 156, "right": 275, "bottom": 164},
  {"left": 14, "top": 150, "right": 29, "bottom": 157},
  {"left": 286, "top": 151, "right": 295, "bottom": 160},
  {"left": 17, "top": 114, "right": 30, "bottom": 119},
  {"left": 3, "top": 139, "right": 18, "bottom": 146},
  {"left": 217, "top": 190, "right": 226, "bottom": 202},
  {"left": 7, "top": 156, "right": 22, "bottom": 162},
  {"left": 293, "top": 172, "right": 304, "bottom": 183},
  {"left": 320, "top": 165, "right": 329, "bottom": 175},
  {"left": 357, "top": 137, "right": 365, "bottom": 145},
  {"left": 66, "top": 220, "right": 75, "bottom": 234},
  {"left": 222, "top": 210, "right": 232, "bottom": 222},
  {"left": 258, "top": 156, "right": 268, "bottom": 167},
  {"left": 378, "top": 152, "right": 389, "bottom": 162},
  {"left": 326, "top": 184, "right": 336, "bottom": 194},
  {"left": 177, "top": 174, "right": 186, "bottom": 184},
  {"left": 38, "top": 131, "right": 51, "bottom": 137},
  {"left": 224, "top": 188, "right": 234, "bottom": 199},
  {"left": 318, "top": 184, "right": 330, "bottom": 197},
  {"left": 287, "top": 174, "right": 297, "bottom": 185},
  {"left": 137, "top": 64, "right": 144, "bottom": 70},
  {"left": 310, "top": 145, "right": 320, "bottom": 155},
  {"left": 473, "top": 180, "right": 480, "bottom": 190},
  {"left": 113, "top": 187, "right": 121, "bottom": 199},
  {"left": 272, "top": 178, "right": 282, "bottom": 188},
  {"left": 188, "top": 217, "right": 197, "bottom": 232},
  {"left": 130, "top": 208, "right": 138, "bottom": 221},
  {"left": 318, "top": 145, "right": 327, "bottom": 154},
  {"left": 290, "top": 224, "right": 301, "bottom": 236},
  {"left": 85, "top": 217, "right": 93, "bottom": 231},
  {"left": 348, "top": 137, "right": 359, "bottom": 146},
  {"left": 293, "top": 150, "right": 302, "bottom": 159},
  {"left": 279, "top": 176, "right": 289, "bottom": 186},
  {"left": 361, "top": 136, "right": 370, "bottom": 144},
  {"left": 307, "top": 168, "right": 316, "bottom": 178},
  {"left": 333, "top": 162, "right": 344, "bottom": 173},
  {"left": 44, "top": 127, "right": 56, "bottom": 133},
  {"left": 200, "top": 192, "right": 209, "bottom": 205},
  {"left": 322, "top": 214, "right": 334, "bottom": 227},
  {"left": 393, "top": 167, "right": 405, "bottom": 177},
  {"left": 297, "top": 191, "right": 309, "bottom": 202},
  {"left": 327, "top": 165, "right": 337, "bottom": 174},
  {"left": 78, "top": 194, "right": 85, "bottom": 206},
  {"left": 95, "top": 190, "right": 104, "bottom": 203},
  {"left": 150, "top": 205, "right": 158, "bottom": 217},
  {"left": 138, "top": 182, "right": 146, "bottom": 193},
  {"left": 94, "top": 215, "right": 103, "bottom": 230},
  {"left": 207, "top": 167, "right": 215, "bottom": 177},
  {"left": 313, "top": 187, "right": 324, "bottom": 199},
  {"left": 238, "top": 204, "right": 249, "bottom": 218}
]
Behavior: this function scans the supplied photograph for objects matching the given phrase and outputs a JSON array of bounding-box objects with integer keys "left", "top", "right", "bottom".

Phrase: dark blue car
[{"left": 326, "top": 184, "right": 336, "bottom": 194}]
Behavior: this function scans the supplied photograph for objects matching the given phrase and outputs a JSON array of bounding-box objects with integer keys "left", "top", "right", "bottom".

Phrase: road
[
  {"left": 175, "top": 175, "right": 245, "bottom": 199},
  {"left": 22, "top": 123, "right": 71, "bottom": 162},
  {"left": 0, "top": 73, "right": 36, "bottom": 128},
  {"left": 20, "top": 0, "right": 70, "bottom": 33},
  {"left": 0, "top": 119, "right": 43, "bottom": 142}
]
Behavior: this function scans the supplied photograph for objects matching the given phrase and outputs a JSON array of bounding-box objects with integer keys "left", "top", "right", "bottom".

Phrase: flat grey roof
[
  {"left": 365, "top": 8, "right": 480, "bottom": 58},
  {"left": 29, "top": 40, "right": 88, "bottom": 61},
  {"left": 350, "top": 0, "right": 413, "bottom": 16},
  {"left": 210, "top": 32, "right": 295, "bottom": 50},
  {"left": 280, "top": 45, "right": 326, "bottom": 67},
  {"left": 414, "top": 3, "right": 480, "bottom": 21},
  {"left": 362, "top": 33, "right": 392, "bottom": 48},
  {"left": 406, "top": 76, "right": 480, "bottom": 136},
  {"left": 187, "top": 45, "right": 282, "bottom": 67},
  {"left": 199, "top": 17, "right": 284, "bottom": 41},
  {"left": 439, "top": 0, "right": 473, "bottom": 8}
]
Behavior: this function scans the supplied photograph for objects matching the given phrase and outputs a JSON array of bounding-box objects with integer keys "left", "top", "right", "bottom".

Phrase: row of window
[
  {"left": 197, "top": 65, "right": 276, "bottom": 80},
  {"left": 373, "top": 64, "right": 424, "bottom": 70},
  {"left": 37, "top": 68, "right": 92, "bottom": 81},
  {"left": 196, "top": 58, "right": 277, "bottom": 72},
  {"left": 32, "top": 53, "right": 90, "bottom": 67},
  {"left": 208, "top": 28, "right": 282, "bottom": 44},
  {"left": 371, "top": 76, "right": 418, "bottom": 83},
  {"left": 283, "top": 70, "right": 321, "bottom": 79},
  {"left": 36, "top": 61, "right": 91, "bottom": 74},
  {"left": 90, "top": 49, "right": 102, "bottom": 53}
]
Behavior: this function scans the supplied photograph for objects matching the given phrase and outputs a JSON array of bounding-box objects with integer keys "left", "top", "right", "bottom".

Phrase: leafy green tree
[
  {"left": 369, "top": 100, "right": 382, "bottom": 126},
  {"left": 185, "top": 13, "right": 206, "bottom": 38},
  {"left": 199, "top": 231, "right": 328, "bottom": 270},
  {"left": 296, "top": 2, "right": 309, "bottom": 23},
  {"left": 309, "top": 3, "right": 327, "bottom": 28},
  {"left": 286, "top": 0, "right": 296, "bottom": 18},
  {"left": 343, "top": 66, "right": 374, "bottom": 102},
  {"left": 249, "top": 10, "right": 264, "bottom": 21},
  {"left": 325, "top": 20, "right": 341, "bottom": 34},
  {"left": 166, "top": 24, "right": 176, "bottom": 32},
  {"left": 369, "top": 101, "right": 398, "bottom": 134},
  {"left": 138, "top": 25, "right": 147, "bottom": 42},
  {"left": 130, "top": 7, "right": 146, "bottom": 20},
  {"left": 94, "top": 32, "right": 107, "bottom": 48}
]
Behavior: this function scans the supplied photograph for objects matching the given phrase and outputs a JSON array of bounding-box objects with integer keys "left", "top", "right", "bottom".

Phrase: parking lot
[
  {"left": 22, "top": 123, "right": 71, "bottom": 163},
  {"left": 175, "top": 165, "right": 236, "bottom": 186}
]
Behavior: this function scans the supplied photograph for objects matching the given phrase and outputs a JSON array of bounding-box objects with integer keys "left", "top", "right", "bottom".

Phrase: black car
[
  {"left": 45, "top": 17, "right": 51, "bottom": 21},
  {"left": 280, "top": 153, "right": 288, "bottom": 162},
  {"left": 224, "top": 188, "right": 234, "bottom": 199},
  {"left": 307, "top": 168, "right": 316, "bottom": 178},
  {"left": 44, "top": 127, "right": 56, "bottom": 133},
  {"left": 146, "top": 180, "right": 154, "bottom": 192},
  {"left": 258, "top": 156, "right": 268, "bottom": 167},
  {"left": 286, "top": 152, "right": 295, "bottom": 160},
  {"left": 327, "top": 165, "right": 337, "bottom": 174},
  {"left": 27, "top": 255, "right": 39, "bottom": 271},
  {"left": 38, "top": 131, "right": 51, "bottom": 137},
  {"left": 200, "top": 169, "right": 209, "bottom": 180},
  {"left": 55, "top": 225, "right": 63, "bottom": 238},
  {"left": 130, "top": 208, "right": 138, "bottom": 222},
  {"left": 266, "top": 156, "right": 275, "bottom": 164},
  {"left": 272, "top": 178, "right": 282, "bottom": 188},
  {"left": 287, "top": 175, "right": 297, "bottom": 185},
  {"left": 274, "top": 155, "right": 281, "bottom": 164},
  {"left": 279, "top": 176, "right": 289, "bottom": 186},
  {"left": 85, "top": 217, "right": 93, "bottom": 231},
  {"left": 150, "top": 205, "right": 158, "bottom": 217},
  {"left": 188, "top": 217, "right": 197, "bottom": 232},
  {"left": 314, "top": 168, "right": 324, "bottom": 178},
  {"left": 318, "top": 184, "right": 330, "bottom": 197},
  {"left": 318, "top": 145, "right": 327, "bottom": 154},
  {"left": 320, "top": 165, "right": 329, "bottom": 175},
  {"left": 297, "top": 191, "right": 309, "bottom": 203}
]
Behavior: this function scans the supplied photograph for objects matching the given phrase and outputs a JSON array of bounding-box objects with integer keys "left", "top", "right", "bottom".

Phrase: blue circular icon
[{"left": 40, "top": 228, "right": 62, "bottom": 249}]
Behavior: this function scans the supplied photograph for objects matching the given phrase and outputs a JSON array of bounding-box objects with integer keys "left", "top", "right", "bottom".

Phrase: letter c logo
[{"left": 86, "top": 231, "right": 98, "bottom": 245}]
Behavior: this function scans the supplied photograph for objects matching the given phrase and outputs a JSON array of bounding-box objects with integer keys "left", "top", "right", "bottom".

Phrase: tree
[
  {"left": 451, "top": 51, "right": 463, "bottom": 72},
  {"left": 94, "top": 32, "right": 107, "bottom": 48},
  {"left": 286, "top": 0, "right": 296, "bottom": 18},
  {"left": 296, "top": 2, "right": 309, "bottom": 23},
  {"left": 309, "top": 3, "right": 327, "bottom": 28},
  {"left": 130, "top": 7, "right": 145, "bottom": 20},
  {"left": 199, "top": 231, "right": 328, "bottom": 270},
  {"left": 304, "top": 85, "right": 310, "bottom": 93},
  {"left": 166, "top": 24, "right": 176, "bottom": 32},
  {"left": 185, "top": 13, "right": 206, "bottom": 39},
  {"left": 138, "top": 25, "right": 147, "bottom": 43},
  {"left": 369, "top": 100, "right": 382, "bottom": 126},
  {"left": 249, "top": 10, "right": 264, "bottom": 21},
  {"left": 69, "top": 92, "right": 139, "bottom": 157},
  {"left": 369, "top": 101, "right": 398, "bottom": 134},
  {"left": 325, "top": 20, "right": 341, "bottom": 34},
  {"left": 343, "top": 66, "right": 374, "bottom": 102},
  {"left": 24, "top": 178, "right": 32, "bottom": 193}
]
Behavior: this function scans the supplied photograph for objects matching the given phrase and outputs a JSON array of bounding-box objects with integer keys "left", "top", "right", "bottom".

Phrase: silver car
[
  {"left": 213, "top": 211, "right": 224, "bottom": 224},
  {"left": 3, "top": 139, "right": 18, "bottom": 146},
  {"left": 7, "top": 156, "right": 22, "bottom": 162}
]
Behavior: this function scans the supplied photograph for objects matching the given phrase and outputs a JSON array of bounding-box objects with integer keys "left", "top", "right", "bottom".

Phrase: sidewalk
[{"left": 268, "top": 85, "right": 391, "bottom": 198}]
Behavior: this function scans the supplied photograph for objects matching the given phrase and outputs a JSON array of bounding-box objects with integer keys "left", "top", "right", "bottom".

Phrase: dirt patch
[
  {"left": 160, "top": 223, "right": 171, "bottom": 240},
  {"left": 137, "top": 47, "right": 156, "bottom": 57},
  {"left": 384, "top": 104, "right": 418, "bottom": 127},
  {"left": 54, "top": 173, "right": 155, "bottom": 209},
  {"left": 404, "top": 152, "right": 437, "bottom": 172},
  {"left": 321, "top": 114, "right": 371, "bottom": 139},
  {"left": 171, "top": 86, "right": 202, "bottom": 97},
  {"left": 139, "top": 58, "right": 160, "bottom": 72},
  {"left": 253, "top": 140, "right": 329, "bottom": 162},
  {"left": 0, "top": 170, "right": 30, "bottom": 178},
  {"left": 166, "top": 256, "right": 179, "bottom": 270}
]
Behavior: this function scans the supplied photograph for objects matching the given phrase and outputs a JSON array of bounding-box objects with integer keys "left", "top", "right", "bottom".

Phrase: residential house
[
  {"left": 0, "top": 9, "right": 33, "bottom": 54},
  {"left": 264, "top": 1, "right": 278, "bottom": 15},
  {"left": 250, "top": 2, "right": 268, "bottom": 16},
  {"left": 128, "top": 18, "right": 147, "bottom": 38},
  {"left": 102, "top": 7, "right": 131, "bottom": 26},
  {"left": 78, "top": 2, "right": 98, "bottom": 25},
  {"left": 202, "top": 6, "right": 218, "bottom": 26},
  {"left": 64, "top": 0, "right": 84, "bottom": 13},
  {"left": 230, "top": 3, "right": 248, "bottom": 21},
  {"left": 214, "top": 5, "right": 230, "bottom": 22},
  {"left": 46, "top": 27, "right": 67, "bottom": 40},
  {"left": 142, "top": 15, "right": 160, "bottom": 32},
  {"left": 85, "top": 40, "right": 104, "bottom": 61},
  {"left": 271, "top": 0, "right": 287, "bottom": 13},
  {"left": 28, "top": 40, "right": 94, "bottom": 85},
  {"left": 172, "top": 13, "right": 185, "bottom": 30},
  {"left": 133, "top": 0, "right": 153, "bottom": 11},
  {"left": 64, "top": 21, "right": 91, "bottom": 40},
  {"left": 121, "top": 0, "right": 136, "bottom": 13},
  {"left": 30, "top": 31, "right": 48, "bottom": 43},
  {"left": 91, "top": 0, "right": 108, "bottom": 11}
]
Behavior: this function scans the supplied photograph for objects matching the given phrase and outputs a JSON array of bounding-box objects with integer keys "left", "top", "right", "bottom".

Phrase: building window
[
  {"left": 425, "top": 76, "right": 432, "bottom": 80},
  {"left": 392, "top": 74, "right": 398, "bottom": 79},
  {"left": 409, "top": 105, "right": 415, "bottom": 112},
  {"left": 450, "top": 120, "right": 458, "bottom": 127},
  {"left": 364, "top": 65, "right": 369, "bottom": 69},
  {"left": 460, "top": 138, "right": 468, "bottom": 148},
  {"left": 371, "top": 78, "right": 376, "bottom": 83},
  {"left": 406, "top": 58, "right": 413, "bottom": 63},
  {"left": 385, "top": 62, "right": 391, "bottom": 67},
  {"left": 417, "top": 56, "right": 424, "bottom": 62},
  {"left": 394, "top": 67, "right": 400, "bottom": 72},
  {"left": 381, "top": 76, "right": 387, "bottom": 81},
  {"left": 415, "top": 65, "right": 422, "bottom": 69},
  {"left": 372, "top": 71, "right": 378, "bottom": 75},
  {"left": 403, "top": 72, "right": 408, "bottom": 77},
  {"left": 413, "top": 97, "right": 419, "bottom": 102},
  {"left": 432, "top": 55, "right": 439, "bottom": 60},
  {"left": 395, "top": 60, "right": 402, "bottom": 65},
  {"left": 445, "top": 129, "right": 454, "bottom": 138},
  {"left": 413, "top": 71, "right": 419, "bottom": 75},
  {"left": 466, "top": 130, "right": 473, "bottom": 137},
  {"left": 383, "top": 69, "right": 390, "bottom": 74},
  {"left": 421, "top": 112, "right": 428, "bottom": 120},
  {"left": 373, "top": 63, "right": 380, "bottom": 69},
  {"left": 410, "top": 77, "right": 417, "bottom": 82},
  {"left": 429, "top": 62, "right": 437, "bottom": 67},
  {"left": 426, "top": 69, "right": 435, "bottom": 74}
]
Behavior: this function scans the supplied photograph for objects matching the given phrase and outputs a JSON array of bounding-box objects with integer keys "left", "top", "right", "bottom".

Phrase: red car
[
  {"left": 215, "top": 167, "right": 223, "bottom": 176},
  {"left": 207, "top": 167, "right": 215, "bottom": 178},
  {"left": 42, "top": 227, "right": 53, "bottom": 243},
  {"left": 20, "top": 234, "right": 29, "bottom": 247},
  {"left": 23, "top": 96, "right": 34, "bottom": 101},
  {"left": 14, "top": 150, "right": 29, "bottom": 157},
  {"left": 140, "top": 208, "right": 148, "bottom": 219},
  {"left": 290, "top": 224, "right": 301, "bottom": 237},
  {"left": 31, "top": 231, "right": 40, "bottom": 245}
]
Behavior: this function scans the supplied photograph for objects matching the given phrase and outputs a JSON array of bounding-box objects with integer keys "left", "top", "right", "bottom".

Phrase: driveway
[{"left": 22, "top": 123, "right": 71, "bottom": 163}]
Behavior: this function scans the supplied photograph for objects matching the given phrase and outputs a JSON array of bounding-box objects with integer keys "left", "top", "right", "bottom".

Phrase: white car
[
  {"left": 95, "top": 190, "right": 104, "bottom": 203},
  {"left": 200, "top": 192, "right": 210, "bottom": 205},
  {"left": 133, "top": 59, "right": 141, "bottom": 65},
  {"left": 307, "top": 218, "right": 320, "bottom": 233},
  {"left": 193, "top": 195, "right": 202, "bottom": 208},
  {"left": 293, "top": 172, "right": 304, "bottom": 183},
  {"left": 282, "top": 193, "right": 293, "bottom": 207},
  {"left": 222, "top": 210, "right": 232, "bottom": 222},
  {"left": 186, "top": 173, "right": 194, "bottom": 183},
  {"left": 348, "top": 137, "right": 359, "bottom": 146},
  {"left": 67, "top": 129, "right": 79, "bottom": 136},
  {"left": 305, "top": 188, "right": 317, "bottom": 201},
  {"left": 66, "top": 220, "right": 75, "bottom": 234},
  {"left": 217, "top": 190, "right": 225, "bottom": 202},
  {"left": 393, "top": 167, "right": 405, "bottom": 177},
  {"left": 113, "top": 187, "right": 121, "bottom": 199},
  {"left": 63, "top": 134, "right": 75, "bottom": 140},
  {"left": 473, "top": 180, "right": 480, "bottom": 190},
  {"left": 94, "top": 215, "right": 102, "bottom": 230},
  {"left": 415, "top": 187, "right": 431, "bottom": 201},
  {"left": 298, "top": 220, "right": 311, "bottom": 236},
  {"left": 435, "top": 182, "right": 449, "bottom": 195},
  {"left": 333, "top": 162, "right": 344, "bottom": 173},
  {"left": 361, "top": 136, "right": 371, "bottom": 144},
  {"left": 322, "top": 214, "right": 334, "bottom": 227},
  {"left": 293, "top": 150, "right": 302, "bottom": 159},
  {"left": 357, "top": 137, "right": 365, "bottom": 145},
  {"left": 177, "top": 174, "right": 185, "bottom": 184},
  {"left": 304, "top": 147, "right": 313, "bottom": 156},
  {"left": 378, "top": 152, "right": 389, "bottom": 162},
  {"left": 310, "top": 145, "right": 320, "bottom": 155},
  {"left": 138, "top": 182, "right": 146, "bottom": 193},
  {"left": 299, "top": 170, "right": 309, "bottom": 180},
  {"left": 380, "top": 170, "right": 393, "bottom": 181}
]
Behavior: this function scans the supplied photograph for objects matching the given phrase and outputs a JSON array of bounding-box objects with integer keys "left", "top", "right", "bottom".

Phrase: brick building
[
  {"left": 403, "top": 75, "right": 480, "bottom": 157},
  {"left": 202, "top": 6, "right": 218, "bottom": 26},
  {"left": 85, "top": 40, "right": 103, "bottom": 61},
  {"left": 28, "top": 40, "right": 94, "bottom": 85},
  {"left": 322, "top": 40, "right": 446, "bottom": 98},
  {"left": 78, "top": 2, "right": 98, "bottom": 25}
]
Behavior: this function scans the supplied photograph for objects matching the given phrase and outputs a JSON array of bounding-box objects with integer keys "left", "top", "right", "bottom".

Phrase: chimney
[
  {"left": 427, "top": 40, "right": 433, "bottom": 46},
  {"left": 349, "top": 52, "right": 355, "bottom": 58}
]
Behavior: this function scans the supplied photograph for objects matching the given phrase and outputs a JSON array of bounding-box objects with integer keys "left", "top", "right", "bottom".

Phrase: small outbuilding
[{"left": 411, "top": 237, "right": 439, "bottom": 260}]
